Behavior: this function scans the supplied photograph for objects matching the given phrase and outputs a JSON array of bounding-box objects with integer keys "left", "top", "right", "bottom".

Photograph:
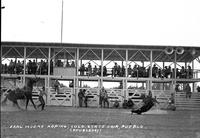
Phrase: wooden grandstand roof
[{"left": 1, "top": 41, "right": 200, "bottom": 62}]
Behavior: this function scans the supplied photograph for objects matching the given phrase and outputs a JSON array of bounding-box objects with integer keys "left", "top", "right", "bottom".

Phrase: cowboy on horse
[
  {"left": 131, "top": 90, "right": 159, "bottom": 115},
  {"left": 1, "top": 76, "right": 39, "bottom": 110}
]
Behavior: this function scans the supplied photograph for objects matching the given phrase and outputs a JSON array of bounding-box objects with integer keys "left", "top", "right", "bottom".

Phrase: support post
[
  {"left": 76, "top": 48, "right": 79, "bottom": 76},
  {"left": 125, "top": 49, "right": 128, "bottom": 100},
  {"left": 149, "top": 50, "right": 153, "bottom": 91},
  {"left": 47, "top": 48, "right": 51, "bottom": 105},
  {"left": 192, "top": 60, "right": 195, "bottom": 92},
  {"left": 100, "top": 49, "right": 103, "bottom": 88},
  {"left": 23, "top": 47, "right": 26, "bottom": 86}
]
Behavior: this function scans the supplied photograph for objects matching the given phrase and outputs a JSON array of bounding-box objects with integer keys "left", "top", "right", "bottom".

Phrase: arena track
[{"left": 1, "top": 105, "right": 200, "bottom": 138}]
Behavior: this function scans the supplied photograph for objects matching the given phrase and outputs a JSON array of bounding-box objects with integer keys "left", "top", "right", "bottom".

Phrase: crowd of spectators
[
  {"left": 1, "top": 59, "right": 24, "bottom": 74},
  {"left": 1, "top": 59, "right": 52, "bottom": 75},
  {"left": 79, "top": 63, "right": 103, "bottom": 76},
  {"left": 55, "top": 60, "right": 75, "bottom": 68},
  {"left": 1, "top": 59, "right": 194, "bottom": 79},
  {"left": 78, "top": 63, "right": 193, "bottom": 79},
  {"left": 79, "top": 62, "right": 126, "bottom": 77},
  {"left": 151, "top": 64, "right": 193, "bottom": 79}
]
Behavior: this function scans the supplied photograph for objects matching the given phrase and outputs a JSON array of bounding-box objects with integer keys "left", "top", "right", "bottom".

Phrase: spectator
[
  {"left": 117, "top": 65, "right": 121, "bottom": 76},
  {"left": 168, "top": 66, "right": 172, "bottom": 78},
  {"left": 98, "top": 65, "right": 102, "bottom": 76},
  {"left": 87, "top": 63, "right": 92, "bottom": 76},
  {"left": 4, "top": 63, "right": 8, "bottom": 74},
  {"left": 113, "top": 63, "right": 118, "bottom": 77},
  {"left": 158, "top": 68, "right": 162, "bottom": 78},
  {"left": 132, "top": 65, "right": 138, "bottom": 77},
  {"left": 27, "top": 60, "right": 32, "bottom": 74},
  {"left": 185, "top": 83, "right": 192, "bottom": 99},
  {"left": 66, "top": 60, "right": 70, "bottom": 67},
  {"left": 41, "top": 60, "right": 48, "bottom": 75},
  {"left": 187, "top": 66, "right": 192, "bottom": 78},
  {"left": 32, "top": 60, "right": 37, "bottom": 74},
  {"left": 152, "top": 64, "right": 158, "bottom": 78},
  {"left": 93, "top": 65, "right": 98, "bottom": 76},
  {"left": 71, "top": 61, "right": 75, "bottom": 67},
  {"left": 79, "top": 64, "right": 85, "bottom": 76},
  {"left": 103, "top": 66, "right": 107, "bottom": 76},
  {"left": 69, "top": 81, "right": 74, "bottom": 88},
  {"left": 128, "top": 65, "right": 132, "bottom": 77},
  {"left": 180, "top": 66, "right": 186, "bottom": 78},
  {"left": 176, "top": 68, "right": 180, "bottom": 78},
  {"left": 16, "top": 60, "right": 23, "bottom": 74},
  {"left": 121, "top": 65, "right": 125, "bottom": 77},
  {"left": 50, "top": 60, "right": 53, "bottom": 75}
]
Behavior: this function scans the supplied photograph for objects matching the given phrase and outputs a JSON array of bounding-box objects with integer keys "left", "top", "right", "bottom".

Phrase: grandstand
[{"left": 1, "top": 41, "right": 200, "bottom": 110}]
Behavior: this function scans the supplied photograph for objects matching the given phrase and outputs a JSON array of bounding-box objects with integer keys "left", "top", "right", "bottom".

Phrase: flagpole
[{"left": 61, "top": 0, "right": 64, "bottom": 43}]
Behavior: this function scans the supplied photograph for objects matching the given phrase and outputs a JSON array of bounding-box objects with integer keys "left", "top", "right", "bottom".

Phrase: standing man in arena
[
  {"left": 103, "top": 90, "right": 109, "bottom": 108},
  {"left": 37, "top": 86, "right": 47, "bottom": 111},
  {"left": 185, "top": 83, "right": 192, "bottom": 99},
  {"left": 54, "top": 79, "right": 60, "bottom": 94},
  {"left": 99, "top": 87, "right": 105, "bottom": 108}
]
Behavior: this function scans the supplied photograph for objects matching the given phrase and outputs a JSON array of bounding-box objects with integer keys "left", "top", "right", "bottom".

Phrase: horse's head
[{"left": 27, "top": 77, "right": 40, "bottom": 90}]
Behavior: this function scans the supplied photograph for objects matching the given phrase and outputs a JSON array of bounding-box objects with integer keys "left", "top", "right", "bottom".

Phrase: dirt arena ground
[{"left": 1, "top": 105, "right": 200, "bottom": 138}]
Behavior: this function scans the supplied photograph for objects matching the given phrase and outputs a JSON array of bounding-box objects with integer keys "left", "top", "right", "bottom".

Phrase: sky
[{"left": 1, "top": 0, "right": 200, "bottom": 47}]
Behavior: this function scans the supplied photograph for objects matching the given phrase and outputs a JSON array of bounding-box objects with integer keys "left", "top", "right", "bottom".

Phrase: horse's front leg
[{"left": 26, "top": 99, "right": 29, "bottom": 110}]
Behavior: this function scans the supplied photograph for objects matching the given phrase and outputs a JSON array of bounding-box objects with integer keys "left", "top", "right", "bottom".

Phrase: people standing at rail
[
  {"left": 87, "top": 63, "right": 92, "bottom": 76},
  {"left": 152, "top": 64, "right": 158, "bottom": 78},
  {"left": 37, "top": 86, "right": 47, "bottom": 111},
  {"left": 103, "top": 66, "right": 107, "bottom": 76},
  {"left": 98, "top": 65, "right": 102, "bottom": 76},
  {"left": 79, "top": 64, "right": 85, "bottom": 76},
  {"left": 71, "top": 61, "right": 75, "bottom": 67},
  {"left": 132, "top": 65, "right": 138, "bottom": 77},
  {"left": 112, "top": 63, "right": 118, "bottom": 77},
  {"left": 127, "top": 65, "right": 132, "bottom": 77},
  {"left": 93, "top": 65, "right": 98, "bottom": 76},
  {"left": 180, "top": 66, "right": 186, "bottom": 78},
  {"left": 8, "top": 59, "right": 15, "bottom": 74},
  {"left": 32, "top": 60, "right": 37, "bottom": 74}
]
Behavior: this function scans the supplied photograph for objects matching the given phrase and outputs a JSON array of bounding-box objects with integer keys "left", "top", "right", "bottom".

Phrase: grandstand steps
[{"left": 175, "top": 92, "right": 200, "bottom": 110}]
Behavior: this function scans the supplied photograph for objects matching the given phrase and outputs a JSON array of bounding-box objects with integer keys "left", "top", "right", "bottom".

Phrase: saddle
[{"left": 15, "top": 88, "right": 27, "bottom": 99}]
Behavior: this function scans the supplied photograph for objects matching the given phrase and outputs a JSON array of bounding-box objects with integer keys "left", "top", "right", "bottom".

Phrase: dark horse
[
  {"left": 131, "top": 91, "right": 159, "bottom": 115},
  {"left": 1, "top": 77, "right": 39, "bottom": 110}
]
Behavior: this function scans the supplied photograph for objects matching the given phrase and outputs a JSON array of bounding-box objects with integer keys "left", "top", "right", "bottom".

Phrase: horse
[
  {"left": 131, "top": 92, "right": 159, "bottom": 115},
  {"left": 1, "top": 77, "right": 39, "bottom": 110}
]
